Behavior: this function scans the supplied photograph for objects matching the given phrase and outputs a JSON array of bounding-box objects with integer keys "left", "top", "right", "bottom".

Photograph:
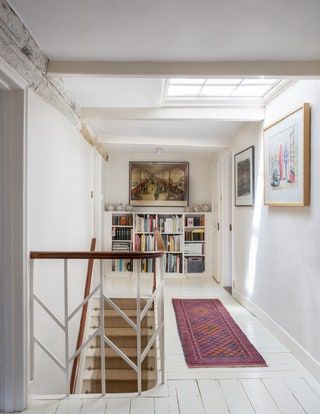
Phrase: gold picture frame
[
  {"left": 263, "top": 103, "right": 310, "bottom": 206},
  {"left": 129, "top": 161, "right": 189, "bottom": 207}
]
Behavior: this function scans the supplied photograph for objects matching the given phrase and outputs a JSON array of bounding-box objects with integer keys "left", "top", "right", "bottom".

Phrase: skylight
[{"left": 166, "top": 78, "right": 282, "bottom": 100}]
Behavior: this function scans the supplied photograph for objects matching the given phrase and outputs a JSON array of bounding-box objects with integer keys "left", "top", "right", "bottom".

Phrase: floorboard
[
  {"left": 25, "top": 277, "right": 320, "bottom": 414},
  {"left": 219, "top": 379, "right": 255, "bottom": 414}
]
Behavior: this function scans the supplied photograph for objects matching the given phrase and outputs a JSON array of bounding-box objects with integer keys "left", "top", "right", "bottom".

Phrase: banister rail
[
  {"left": 30, "top": 251, "right": 164, "bottom": 260},
  {"left": 70, "top": 238, "right": 96, "bottom": 394},
  {"left": 29, "top": 248, "right": 165, "bottom": 397}
]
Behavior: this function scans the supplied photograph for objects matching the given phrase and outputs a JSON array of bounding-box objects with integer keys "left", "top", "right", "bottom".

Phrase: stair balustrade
[{"left": 29, "top": 249, "right": 165, "bottom": 396}]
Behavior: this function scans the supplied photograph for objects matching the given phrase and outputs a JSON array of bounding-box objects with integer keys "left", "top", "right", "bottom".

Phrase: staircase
[{"left": 80, "top": 298, "right": 157, "bottom": 394}]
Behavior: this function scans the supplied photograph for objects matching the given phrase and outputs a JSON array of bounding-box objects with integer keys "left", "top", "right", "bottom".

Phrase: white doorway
[
  {"left": 221, "top": 151, "right": 233, "bottom": 290},
  {"left": 0, "top": 59, "right": 28, "bottom": 412}
]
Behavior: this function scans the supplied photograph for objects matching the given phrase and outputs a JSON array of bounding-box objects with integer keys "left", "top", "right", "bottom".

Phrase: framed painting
[
  {"left": 264, "top": 103, "right": 310, "bottom": 206},
  {"left": 129, "top": 161, "right": 189, "bottom": 207},
  {"left": 234, "top": 146, "right": 255, "bottom": 206}
]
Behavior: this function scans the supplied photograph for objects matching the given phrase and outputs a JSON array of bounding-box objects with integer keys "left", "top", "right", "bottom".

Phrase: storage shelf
[
  {"left": 185, "top": 240, "right": 205, "bottom": 243},
  {"left": 185, "top": 226, "right": 205, "bottom": 229},
  {"left": 106, "top": 211, "right": 212, "bottom": 276},
  {"left": 184, "top": 254, "right": 205, "bottom": 257}
]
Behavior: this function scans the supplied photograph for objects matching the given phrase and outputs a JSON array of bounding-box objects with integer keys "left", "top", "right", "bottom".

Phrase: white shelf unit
[{"left": 104, "top": 211, "right": 213, "bottom": 277}]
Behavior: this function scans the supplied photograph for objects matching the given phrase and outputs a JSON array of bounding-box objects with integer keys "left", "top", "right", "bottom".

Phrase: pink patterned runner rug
[{"left": 172, "top": 299, "right": 267, "bottom": 368}]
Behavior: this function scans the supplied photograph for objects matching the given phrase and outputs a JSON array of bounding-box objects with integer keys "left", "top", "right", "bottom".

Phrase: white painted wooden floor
[{"left": 16, "top": 277, "right": 320, "bottom": 413}]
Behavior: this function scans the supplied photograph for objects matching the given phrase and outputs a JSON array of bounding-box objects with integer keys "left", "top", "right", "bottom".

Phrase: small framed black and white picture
[{"left": 234, "top": 146, "right": 255, "bottom": 206}]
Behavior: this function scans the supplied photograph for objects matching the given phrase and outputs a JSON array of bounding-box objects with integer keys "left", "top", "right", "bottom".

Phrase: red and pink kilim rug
[{"left": 172, "top": 299, "right": 267, "bottom": 368}]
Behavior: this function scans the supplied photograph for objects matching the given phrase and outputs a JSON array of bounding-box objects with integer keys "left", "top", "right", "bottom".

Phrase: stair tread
[
  {"left": 86, "top": 347, "right": 156, "bottom": 357},
  {"left": 88, "top": 327, "right": 154, "bottom": 337},
  {"left": 90, "top": 310, "right": 154, "bottom": 317},
  {"left": 92, "top": 298, "right": 148, "bottom": 310},
  {"left": 82, "top": 369, "right": 156, "bottom": 381}
]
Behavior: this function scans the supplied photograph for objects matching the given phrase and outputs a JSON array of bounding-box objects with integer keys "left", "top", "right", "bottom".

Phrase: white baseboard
[{"left": 233, "top": 288, "right": 320, "bottom": 383}]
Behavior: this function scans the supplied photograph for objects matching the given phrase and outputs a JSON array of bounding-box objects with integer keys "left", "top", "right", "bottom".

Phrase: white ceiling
[
  {"left": 8, "top": 0, "right": 320, "bottom": 61},
  {"left": 63, "top": 77, "right": 164, "bottom": 108}
]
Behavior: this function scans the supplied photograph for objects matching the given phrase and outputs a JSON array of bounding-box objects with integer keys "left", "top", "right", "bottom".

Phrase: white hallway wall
[
  {"left": 104, "top": 151, "right": 214, "bottom": 211},
  {"left": 28, "top": 91, "right": 94, "bottom": 394},
  {"left": 231, "top": 80, "right": 320, "bottom": 369}
]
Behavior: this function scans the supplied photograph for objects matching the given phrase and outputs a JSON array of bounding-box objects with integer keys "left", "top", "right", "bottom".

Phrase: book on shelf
[
  {"left": 184, "top": 242, "right": 203, "bottom": 255},
  {"left": 135, "top": 214, "right": 158, "bottom": 233},
  {"left": 185, "top": 228, "right": 205, "bottom": 241},
  {"left": 112, "top": 259, "right": 133, "bottom": 272},
  {"left": 159, "top": 215, "right": 183, "bottom": 233},
  {"left": 134, "top": 233, "right": 155, "bottom": 252},
  {"left": 165, "top": 253, "right": 182, "bottom": 273},
  {"left": 141, "top": 258, "right": 154, "bottom": 273},
  {"left": 112, "top": 215, "right": 133, "bottom": 226},
  {"left": 112, "top": 241, "right": 131, "bottom": 251},
  {"left": 185, "top": 216, "right": 204, "bottom": 227},
  {"left": 162, "top": 234, "right": 181, "bottom": 252},
  {"left": 112, "top": 227, "right": 132, "bottom": 240}
]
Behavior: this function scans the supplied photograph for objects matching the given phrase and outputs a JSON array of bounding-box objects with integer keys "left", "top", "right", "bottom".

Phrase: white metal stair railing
[{"left": 29, "top": 252, "right": 165, "bottom": 396}]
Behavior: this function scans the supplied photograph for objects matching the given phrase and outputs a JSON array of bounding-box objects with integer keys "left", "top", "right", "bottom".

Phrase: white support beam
[
  {"left": 98, "top": 135, "right": 229, "bottom": 149},
  {"left": 48, "top": 60, "right": 320, "bottom": 77},
  {"left": 82, "top": 106, "right": 265, "bottom": 122}
]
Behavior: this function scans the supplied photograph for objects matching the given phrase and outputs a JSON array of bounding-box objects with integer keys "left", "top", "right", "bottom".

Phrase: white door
[{"left": 221, "top": 152, "right": 233, "bottom": 288}]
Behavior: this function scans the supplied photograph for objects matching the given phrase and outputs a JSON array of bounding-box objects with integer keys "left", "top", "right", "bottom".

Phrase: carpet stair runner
[{"left": 81, "top": 298, "right": 156, "bottom": 394}]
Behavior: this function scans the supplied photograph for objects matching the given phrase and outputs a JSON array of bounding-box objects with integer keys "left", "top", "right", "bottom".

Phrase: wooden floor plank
[
  {"left": 167, "top": 381, "right": 180, "bottom": 414},
  {"left": 240, "top": 379, "right": 280, "bottom": 414},
  {"left": 303, "top": 375, "right": 320, "bottom": 398},
  {"left": 262, "top": 378, "right": 306, "bottom": 414},
  {"left": 55, "top": 399, "right": 83, "bottom": 414},
  {"left": 81, "top": 398, "right": 107, "bottom": 414},
  {"left": 154, "top": 397, "right": 171, "bottom": 414},
  {"left": 105, "top": 398, "right": 130, "bottom": 414},
  {"left": 197, "top": 380, "right": 229, "bottom": 414},
  {"left": 284, "top": 377, "right": 320, "bottom": 414},
  {"left": 219, "top": 379, "right": 255, "bottom": 414},
  {"left": 23, "top": 400, "right": 56, "bottom": 414},
  {"left": 130, "top": 397, "right": 154, "bottom": 414},
  {"left": 175, "top": 380, "right": 205, "bottom": 414}
]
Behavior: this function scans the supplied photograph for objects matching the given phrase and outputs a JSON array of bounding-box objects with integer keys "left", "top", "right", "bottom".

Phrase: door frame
[
  {"left": 0, "top": 58, "right": 29, "bottom": 412},
  {"left": 220, "top": 150, "right": 233, "bottom": 288}
]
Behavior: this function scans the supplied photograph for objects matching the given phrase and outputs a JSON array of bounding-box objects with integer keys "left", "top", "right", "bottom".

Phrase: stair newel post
[
  {"left": 160, "top": 255, "right": 165, "bottom": 384},
  {"left": 30, "top": 258, "right": 34, "bottom": 381},
  {"left": 136, "top": 259, "right": 142, "bottom": 395},
  {"left": 64, "top": 259, "right": 70, "bottom": 396},
  {"left": 100, "top": 259, "right": 106, "bottom": 395}
]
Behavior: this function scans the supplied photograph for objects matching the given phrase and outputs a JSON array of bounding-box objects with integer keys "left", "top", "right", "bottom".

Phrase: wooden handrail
[
  {"left": 70, "top": 238, "right": 96, "bottom": 394},
  {"left": 30, "top": 251, "right": 164, "bottom": 260}
]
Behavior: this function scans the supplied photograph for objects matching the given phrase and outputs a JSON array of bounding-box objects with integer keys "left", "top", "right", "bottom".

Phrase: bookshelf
[{"left": 104, "top": 211, "right": 213, "bottom": 277}]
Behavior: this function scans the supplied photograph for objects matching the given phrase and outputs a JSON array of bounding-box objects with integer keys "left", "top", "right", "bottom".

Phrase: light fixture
[{"left": 155, "top": 147, "right": 163, "bottom": 154}]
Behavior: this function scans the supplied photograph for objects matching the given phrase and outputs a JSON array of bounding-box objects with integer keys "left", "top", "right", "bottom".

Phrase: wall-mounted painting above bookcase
[{"left": 104, "top": 211, "right": 213, "bottom": 277}]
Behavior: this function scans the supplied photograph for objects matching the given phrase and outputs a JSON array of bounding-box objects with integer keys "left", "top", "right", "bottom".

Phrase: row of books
[
  {"left": 185, "top": 216, "right": 205, "bottom": 227},
  {"left": 166, "top": 253, "right": 183, "bottom": 273},
  {"left": 112, "top": 241, "right": 131, "bottom": 251},
  {"left": 159, "top": 216, "right": 183, "bottom": 233},
  {"left": 184, "top": 242, "right": 203, "bottom": 255},
  {"left": 112, "top": 215, "right": 133, "bottom": 226},
  {"left": 135, "top": 214, "right": 157, "bottom": 233},
  {"left": 185, "top": 228, "right": 205, "bottom": 241},
  {"left": 134, "top": 234, "right": 156, "bottom": 252},
  {"left": 163, "top": 234, "right": 182, "bottom": 252},
  {"left": 141, "top": 258, "right": 154, "bottom": 273},
  {"left": 112, "top": 227, "right": 132, "bottom": 240},
  {"left": 112, "top": 259, "right": 133, "bottom": 272}
]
